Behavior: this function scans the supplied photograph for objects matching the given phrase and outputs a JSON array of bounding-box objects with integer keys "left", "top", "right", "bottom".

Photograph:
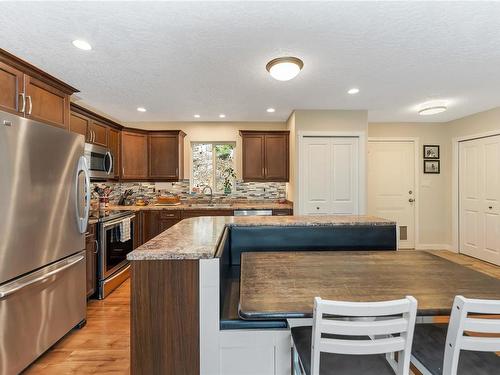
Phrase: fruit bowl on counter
[{"left": 155, "top": 195, "right": 181, "bottom": 206}]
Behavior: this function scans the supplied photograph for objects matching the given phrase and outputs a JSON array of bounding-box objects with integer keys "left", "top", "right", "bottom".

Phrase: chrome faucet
[{"left": 201, "top": 185, "right": 213, "bottom": 203}]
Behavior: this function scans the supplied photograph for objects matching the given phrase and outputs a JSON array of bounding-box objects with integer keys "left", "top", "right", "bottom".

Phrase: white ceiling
[{"left": 2, "top": 1, "right": 500, "bottom": 123}]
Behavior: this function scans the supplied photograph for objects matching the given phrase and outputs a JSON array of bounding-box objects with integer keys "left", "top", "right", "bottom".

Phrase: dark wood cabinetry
[
  {"left": 272, "top": 208, "right": 293, "bottom": 216},
  {"left": 181, "top": 209, "right": 234, "bottom": 219},
  {"left": 240, "top": 131, "right": 289, "bottom": 182},
  {"left": 0, "top": 49, "right": 77, "bottom": 129},
  {"left": 69, "top": 111, "right": 91, "bottom": 138},
  {"left": 0, "top": 61, "right": 24, "bottom": 115},
  {"left": 121, "top": 131, "right": 149, "bottom": 180},
  {"left": 85, "top": 223, "right": 97, "bottom": 298},
  {"left": 121, "top": 129, "right": 185, "bottom": 181},
  {"left": 148, "top": 131, "right": 185, "bottom": 180},
  {"left": 141, "top": 210, "right": 181, "bottom": 244},
  {"left": 108, "top": 128, "right": 120, "bottom": 179},
  {"left": 90, "top": 120, "right": 108, "bottom": 147}
]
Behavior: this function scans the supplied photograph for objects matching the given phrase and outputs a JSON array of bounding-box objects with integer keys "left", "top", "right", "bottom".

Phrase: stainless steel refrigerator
[{"left": 0, "top": 110, "right": 90, "bottom": 375}]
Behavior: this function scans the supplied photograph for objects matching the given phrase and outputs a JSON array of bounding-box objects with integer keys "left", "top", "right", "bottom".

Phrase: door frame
[
  {"left": 452, "top": 129, "right": 500, "bottom": 253},
  {"left": 297, "top": 131, "right": 366, "bottom": 215},
  {"left": 368, "top": 137, "right": 420, "bottom": 249}
]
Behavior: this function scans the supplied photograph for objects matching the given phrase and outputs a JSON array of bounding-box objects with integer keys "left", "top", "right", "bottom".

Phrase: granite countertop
[
  {"left": 127, "top": 215, "right": 396, "bottom": 261},
  {"left": 108, "top": 200, "right": 293, "bottom": 211}
]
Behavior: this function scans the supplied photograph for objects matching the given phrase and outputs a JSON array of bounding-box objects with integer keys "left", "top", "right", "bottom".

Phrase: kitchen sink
[{"left": 188, "top": 203, "right": 233, "bottom": 209}]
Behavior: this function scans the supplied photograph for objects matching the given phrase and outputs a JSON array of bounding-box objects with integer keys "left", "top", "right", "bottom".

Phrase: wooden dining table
[{"left": 238, "top": 251, "right": 500, "bottom": 319}]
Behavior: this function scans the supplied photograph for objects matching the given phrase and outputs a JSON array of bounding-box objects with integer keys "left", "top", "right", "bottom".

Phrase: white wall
[{"left": 125, "top": 121, "right": 286, "bottom": 180}]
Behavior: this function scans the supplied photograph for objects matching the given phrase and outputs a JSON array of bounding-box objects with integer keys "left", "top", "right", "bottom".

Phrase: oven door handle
[{"left": 103, "top": 214, "right": 135, "bottom": 228}]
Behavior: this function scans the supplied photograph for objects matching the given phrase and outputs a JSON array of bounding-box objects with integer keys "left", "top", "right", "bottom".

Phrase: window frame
[{"left": 190, "top": 141, "right": 236, "bottom": 193}]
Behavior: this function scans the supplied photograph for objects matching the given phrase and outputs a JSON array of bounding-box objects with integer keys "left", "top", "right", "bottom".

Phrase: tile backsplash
[{"left": 91, "top": 180, "right": 287, "bottom": 203}]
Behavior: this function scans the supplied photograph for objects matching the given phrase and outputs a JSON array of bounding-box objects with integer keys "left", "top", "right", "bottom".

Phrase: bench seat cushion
[
  {"left": 291, "top": 326, "right": 395, "bottom": 375},
  {"left": 412, "top": 323, "right": 500, "bottom": 375}
]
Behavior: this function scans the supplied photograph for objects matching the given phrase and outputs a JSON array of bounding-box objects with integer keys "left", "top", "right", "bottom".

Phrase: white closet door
[
  {"left": 302, "top": 137, "right": 332, "bottom": 214},
  {"left": 331, "top": 138, "right": 359, "bottom": 214},
  {"left": 301, "top": 137, "right": 359, "bottom": 215},
  {"left": 459, "top": 135, "right": 500, "bottom": 265}
]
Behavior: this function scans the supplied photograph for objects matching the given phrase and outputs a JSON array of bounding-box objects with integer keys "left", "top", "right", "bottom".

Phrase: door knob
[
  {"left": 489, "top": 206, "right": 493, "bottom": 209},
  {"left": 409, "top": 198, "right": 415, "bottom": 203},
  {"left": 316, "top": 207, "right": 320, "bottom": 210}
]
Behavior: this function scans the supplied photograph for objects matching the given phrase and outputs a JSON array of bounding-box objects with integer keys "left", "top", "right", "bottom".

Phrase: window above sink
[{"left": 191, "top": 142, "right": 235, "bottom": 193}]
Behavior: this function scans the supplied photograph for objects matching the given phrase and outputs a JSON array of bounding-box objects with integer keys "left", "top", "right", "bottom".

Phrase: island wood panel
[
  {"left": 131, "top": 260, "right": 199, "bottom": 375},
  {"left": 239, "top": 251, "right": 500, "bottom": 319},
  {"left": 0, "top": 61, "right": 24, "bottom": 114}
]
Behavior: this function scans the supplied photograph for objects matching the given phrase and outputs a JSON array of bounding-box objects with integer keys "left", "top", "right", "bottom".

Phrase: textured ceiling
[{"left": 2, "top": 1, "right": 500, "bottom": 123}]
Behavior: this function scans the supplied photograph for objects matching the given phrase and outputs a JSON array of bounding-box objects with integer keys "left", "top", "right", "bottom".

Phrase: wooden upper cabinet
[
  {"left": 0, "top": 61, "right": 24, "bottom": 115},
  {"left": 108, "top": 128, "right": 120, "bottom": 179},
  {"left": 90, "top": 120, "right": 108, "bottom": 147},
  {"left": 24, "top": 76, "right": 70, "bottom": 129},
  {"left": 121, "top": 130, "right": 148, "bottom": 180},
  {"left": 241, "top": 133, "right": 265, "bottom": 180},
  {"left": 148, "top": 131, "right": 185, "bottom": 180},
  {"left": 70, "top": 111, "right": 91, "bottom": 140},
  {"left": 0, "top": 49, "right": 78, "bottom": 129},
  {"left": 240, "top": 131, "right": 289, "bottom": 182}
]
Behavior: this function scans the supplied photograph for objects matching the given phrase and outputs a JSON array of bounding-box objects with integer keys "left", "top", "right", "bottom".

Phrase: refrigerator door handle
[
  {"left": 76, "top": 156, "right": 91, "bottom": 234},
  {"left": 0, "top": 253, "right": 85, "bottom": 299}
]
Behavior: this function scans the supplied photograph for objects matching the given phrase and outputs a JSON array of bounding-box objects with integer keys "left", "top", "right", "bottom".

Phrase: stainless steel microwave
[{"left": 84, "top": 143, "right": 114, "bottom": 180}]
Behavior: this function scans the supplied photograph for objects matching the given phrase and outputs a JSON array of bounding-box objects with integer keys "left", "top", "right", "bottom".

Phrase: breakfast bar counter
[{"left": 128, "top": 215, "right": 398, "bottom": 375}]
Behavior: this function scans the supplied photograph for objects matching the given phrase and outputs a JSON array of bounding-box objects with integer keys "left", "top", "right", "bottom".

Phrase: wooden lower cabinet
[
  {"left": 141, "top": 210, "right": 181, "bottom": 244},
  {"left": 272, "top": 208, "right": 293, "bottom": 216},
  {"left": 85, "top": 224, "right": 97, "bottom": 298},
  {"left": 181, "top": 209, "right": 234, "bottom": 219}
]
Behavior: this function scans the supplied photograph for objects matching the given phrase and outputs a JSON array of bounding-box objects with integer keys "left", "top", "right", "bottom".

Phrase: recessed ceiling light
[
  {"left": 347, "top": 88, "right": 360, "bottom": 95},
  {"left": 266, "top": 56, "right": 304, "bottom": 81},
  {"left": 417, "top": 100, "right": 448, "bottom": 116},
  {"left": 266, "top": 108, "right": 276, "bottom": 113},
  {"left": 137, "top": 107, "right": 147, "bottom": 112},
  {"left": 219, "top": 114, "right": 226, "bottom": 118},
  {"left": 72, "top": 39, "right": 92, "bottom": 51},
  {"left": 194, "top": 114, "right": 201, "bottom": 118}
]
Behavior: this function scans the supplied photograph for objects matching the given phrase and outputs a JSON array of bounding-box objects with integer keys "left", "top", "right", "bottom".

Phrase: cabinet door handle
[
  {"left": 27, "top": 95, "right": 32, "bottom": 115},
  {"left": 94, "top": 239, "right": 99, "bottom": 254},
  {"left": 19, "top": 93, "right": 26, "bottom": 113}
]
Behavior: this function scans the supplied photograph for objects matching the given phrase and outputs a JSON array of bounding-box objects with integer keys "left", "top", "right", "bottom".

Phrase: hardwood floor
[
  {"left": 23, "top": 250, "right": 499, "bottom": 374},
  {"left": 23, "top": 280, "right": 130, "bottom": 374}
]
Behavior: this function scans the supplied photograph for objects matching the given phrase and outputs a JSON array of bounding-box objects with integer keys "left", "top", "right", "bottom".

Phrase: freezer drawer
[{"left": 0, "top": 252, "right": 86, "bottom": 375}]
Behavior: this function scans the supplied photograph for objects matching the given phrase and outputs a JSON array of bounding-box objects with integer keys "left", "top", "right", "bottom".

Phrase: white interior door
[
  {"left": 368, "top": 141, "right": 416, "bottom": 249},
  {"left": 301, "top": 137, "right": 359, "bottom": 215},
  {"left": 459, "top": 135, "right": 500, "bottom": 265}
]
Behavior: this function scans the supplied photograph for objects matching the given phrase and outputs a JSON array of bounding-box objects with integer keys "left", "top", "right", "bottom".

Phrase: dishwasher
[{"left": 233, "top": 209, "right": 273, "bottom": 216}]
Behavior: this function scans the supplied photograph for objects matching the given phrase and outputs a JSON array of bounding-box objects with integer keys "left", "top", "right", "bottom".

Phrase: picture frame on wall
[
  {"left": 424, "top": 160, "right": 440, "bottom": 174},
  {"left": 423, "top": 145, "right": 440, "bottom": 159}
]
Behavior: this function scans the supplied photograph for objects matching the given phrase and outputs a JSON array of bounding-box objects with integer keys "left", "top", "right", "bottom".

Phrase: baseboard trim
[{"left": 414, "top": 244, "right": 454, "bottom": 251}]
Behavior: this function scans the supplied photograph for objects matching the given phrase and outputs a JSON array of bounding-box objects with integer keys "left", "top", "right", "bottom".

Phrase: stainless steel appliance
[
  {"left": 234, "top": 209, "right": 273, "bottom": 216},
  {"left": 0, "top": 110, "right": 90, "bottom": 375},
  {"left": 84, "top": 143, "right": 114, "bottom": 180},
  {"left": 96, "top": 210, "right": 135, "bottom": 299}
]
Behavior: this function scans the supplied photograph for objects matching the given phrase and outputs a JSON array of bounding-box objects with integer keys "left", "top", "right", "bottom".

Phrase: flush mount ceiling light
[
  {"left": 136, "top": 107, "right": 147, "bottom": 112},
  {"left": 417, "top": 100, "right": 448, "bottom": 116},
  {"left": 266, "top": 56, "right": 304, "bottom": 81},
  {"left": 219, "top": 114, "right": 226, "bottom": 118},
  {"left": 266, "top": 108, "right": 276, "bottom": 113},
  {"left": 193, "top": 114, "right": 201, "bottom": 118},
  {"left": 72, "top": 39, "right": 92, "bottom": 51},
  {"left": 347, "top": 88, "right": 360, "bottom": 95}
]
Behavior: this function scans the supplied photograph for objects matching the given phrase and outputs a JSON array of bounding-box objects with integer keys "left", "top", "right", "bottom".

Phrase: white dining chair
[
  {"left": 444, "top": 295, "right": 500, "bottom": 374},
  {"left": 291, "top": 296, "right": 418, "bottom": 375},
  {"left": 411, "top": 296, "right": 500, "bottom": 375}
]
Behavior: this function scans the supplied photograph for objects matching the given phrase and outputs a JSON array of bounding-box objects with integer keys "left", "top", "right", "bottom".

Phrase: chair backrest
[
  {"left": 310, "top": 296, "right": 417, "bottom": 375},
  {"left": 443, "top": 296, "right": 500, "bottom": 375}
]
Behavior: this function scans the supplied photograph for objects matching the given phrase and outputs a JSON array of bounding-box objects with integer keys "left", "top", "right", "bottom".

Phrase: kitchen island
[{"left": 127, "top": 215, "right": 397, "bottom": 375}]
